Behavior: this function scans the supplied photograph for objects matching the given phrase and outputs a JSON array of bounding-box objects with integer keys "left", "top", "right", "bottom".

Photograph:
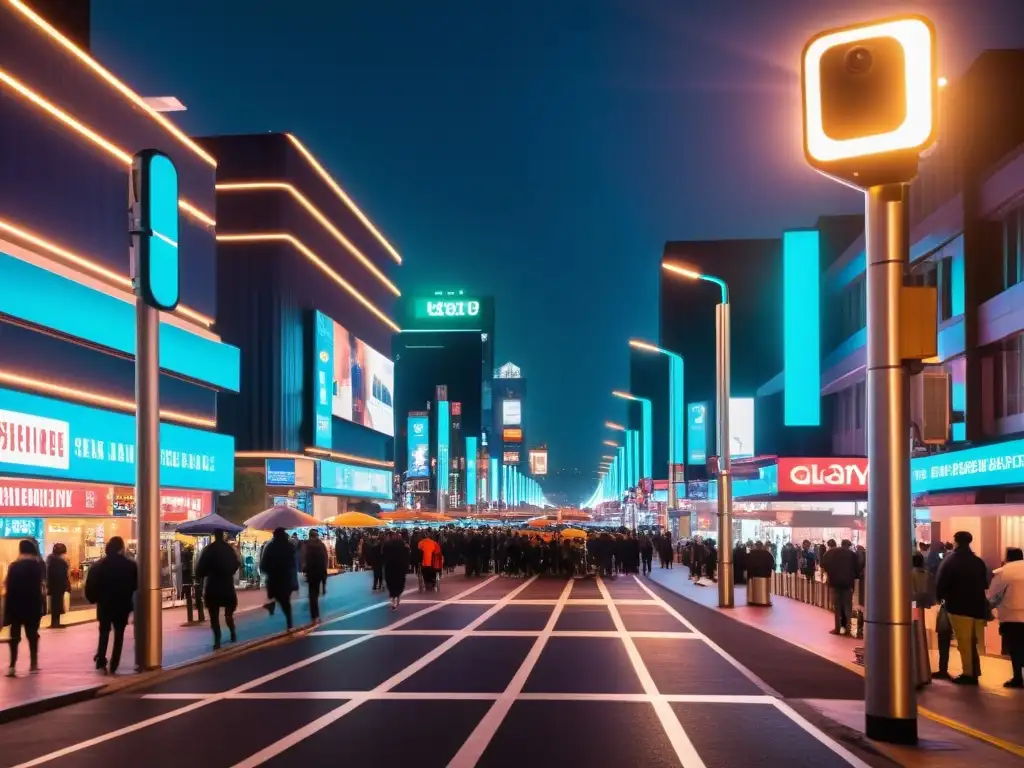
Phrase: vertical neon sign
[{"left": 783, "top": 229, "right": 821, "bottom": 426}]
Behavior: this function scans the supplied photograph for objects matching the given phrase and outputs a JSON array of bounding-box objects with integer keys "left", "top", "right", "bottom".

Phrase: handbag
[{"left": 936, "top": 604, "right": 952, "bottom": 635}]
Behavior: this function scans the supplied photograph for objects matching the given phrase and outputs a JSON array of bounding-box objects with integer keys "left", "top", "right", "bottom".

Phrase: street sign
[{"left": 131, "top": 150, "right": 180, "bottom": 311}]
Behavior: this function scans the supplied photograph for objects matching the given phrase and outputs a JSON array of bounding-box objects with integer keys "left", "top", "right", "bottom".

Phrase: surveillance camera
[{"left": 801, "top": 16, "right": 937, "bottom": 187}]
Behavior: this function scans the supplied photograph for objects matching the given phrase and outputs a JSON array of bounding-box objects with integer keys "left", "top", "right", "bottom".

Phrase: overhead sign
[
  {"left": 502, "top": 399, "right": 522, "bottom": 426},
  {"left": 0, "top": 387, "right": 234, "bottom": 491},
  {"left": 317, "top": 459, "right": 393, "bottom": 500},
  {"left": 777, "top": 458, "right": 868, "bottom": 493},
  {"left": 0, "top": 479, "right": 111, "bottom": 516},
  {"left": 415, "top": 298, "right": 481, "bottom": 320},
  {"left": 407, "top": 414, "right": 430, "bottom": 479},
  {"left": 529, "top": 449, "right": 548, "bottom": 476},
  {"left": 911, "top": 439, "right": 1024, "bottom": 494},
  {"left": 687, "top": 402, "right": 708, "bottom": 465}
]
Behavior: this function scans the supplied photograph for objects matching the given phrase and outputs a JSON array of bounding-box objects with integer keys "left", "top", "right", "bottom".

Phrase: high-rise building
[{"left": 198, "top": 133, "right": 399, "bottom": 520}]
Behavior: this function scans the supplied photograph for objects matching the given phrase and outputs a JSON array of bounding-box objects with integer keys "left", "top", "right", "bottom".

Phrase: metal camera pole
[{"left": 864, "top": 182, "right": 916, "bottom": 741}]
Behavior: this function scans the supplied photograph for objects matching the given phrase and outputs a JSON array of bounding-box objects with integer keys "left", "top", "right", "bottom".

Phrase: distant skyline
[{"left": 93, "top": 0, "right": 1024, "bottom": 484}]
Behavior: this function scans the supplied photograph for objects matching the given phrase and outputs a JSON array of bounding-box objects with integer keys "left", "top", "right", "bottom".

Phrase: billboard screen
[
  {"left": 503, "top": 427, "right": 523, "bottom": 442},
  {"left": 407, "top": 414, "right": 430, "bottom": 478},
  {"left": 687, "top": 402, "right": 708, "bottom": 465},
  {"left": 314, "top": 311, "right": 395, "bottom": 438},
  {"left": 729, "top": 397, "right": 755, "bottom": 459},
  {"left": 502, "top": 399, "right": 521, "bottom": 426},
  {"left": 529, "top": 449, "right": 548, "bottom": 475},
  {"left": 503, "top": 451, "right": 520, "bottom": 464}
]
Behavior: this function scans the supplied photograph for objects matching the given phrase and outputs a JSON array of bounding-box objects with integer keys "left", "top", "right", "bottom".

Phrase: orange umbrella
[
  {"left": 528, "top": 518, "right": 554, "bottom": 528},
  {"left": 380, "top": 511, "right": 456, "bottom": 523}
]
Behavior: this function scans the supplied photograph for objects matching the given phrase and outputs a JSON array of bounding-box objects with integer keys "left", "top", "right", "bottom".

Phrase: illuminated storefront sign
[
  {"left": 503, "top": 451, "right": 520, "bottom": 464},
  {"left": 687, "top": 402, "right": 708, "bottom": 465},
  {"left": 313, "top": 311, "right": 334, "bottom": 448},
  {"left": 0, "top": 517, "right": 45, "bottom": 540},
  {"left": 317, "top": 459, "right": 393, "bottom": 500},
  {"left": 266, "top": 459, "right": 295, "bottom": 486},
  {"left": 911, "top": 439, "right": 1024, "bottom": 494},
  {"left": 529, "top": 449, "right": 548, "bottom": 476},
  {"left": 113, "top": 488, "right": 212, "bottom": 522},
  {"left": 503, "top": 428, "right": 523, "bottom": 442},
  {"left": 0, "top": 478, "right": 111, "bottom": 516},
  {"left": 0, "top": 387, "right": 234, "bottom": 491},
  {"left": 415, "top": 299, "right": 481, "bottom": 319},
  {"left": 777, "top": 458, "right": 868, "bottom": 493}
]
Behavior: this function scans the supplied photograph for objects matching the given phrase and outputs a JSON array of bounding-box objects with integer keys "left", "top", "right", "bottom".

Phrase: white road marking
[
  {"left": 771, "top": 699, "right": 873, "bottom": 768},
  {"left": 143, "top": 690, "right": 777, "bottom": 704},
  {"left": 447, "top": 578, "right": 576, "bottom": 767},
  {"left": 598, "top": 576, "right": 706, "bottom": 768},
  {"left": 230, "top": 575, "right": 541, "bottom": 767},
  {"left": 12, "top": 575, "right": 501, "bottom": 768}
]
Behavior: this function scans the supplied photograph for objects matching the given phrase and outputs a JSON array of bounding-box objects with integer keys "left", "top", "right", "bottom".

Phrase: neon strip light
[
  {"left": 0, "top": 68, "right": 215, "bottom": 227},
  {"left": 304, "top": 447, "right": 394, "bottom": 468},
  {"left": 0, "top": 216, "right": 214, "bottom": 329},
  {"left": 0, "top": 369, "right": 215, "bottom": 428},
  {"left": 285, "top": 134, "right": 402, "bottom": 264},
  {"left": 216, "top": 182, "right": 400, "bottom": 295},
  {"left": 217, "top": 233, "right": 400, "bottom": 332},
  {"left": 783, "top": 229, "right": 821, "bottom": 426},
  {"left": 8, "top": 0, "right": 217, "bottom": 167}
]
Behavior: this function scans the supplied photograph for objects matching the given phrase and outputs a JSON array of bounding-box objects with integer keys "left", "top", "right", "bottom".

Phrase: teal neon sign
[{"left": 783, "top": 229, "right": 821, "bottom": 426}]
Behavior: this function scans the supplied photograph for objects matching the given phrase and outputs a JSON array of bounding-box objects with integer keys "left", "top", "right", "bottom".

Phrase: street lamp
[
  {"left": 626, "top": 342, "right": 684, "bottom": 512},
  {"left": 801, "top": 16, "right": 937, "bottom": 745},
  {"left": 662, "top": 262, "right": 734, "bottom": 609},
  {"left": 605, "top": 420, "right": 625, "bottom": 431},
  {"left": 603, "top": 440, "right": 619, "bottom": 447},
  {"left": 611, "top": 391, "right": 651, "bottom": 490}
]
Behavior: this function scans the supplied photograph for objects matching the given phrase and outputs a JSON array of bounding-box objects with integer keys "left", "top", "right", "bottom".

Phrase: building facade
[
  {"left": 199, "top": 133, "right": 398, "bottom": 520},
  {"left": 0, "top": 2, "right": 238, "bottom": 599}
]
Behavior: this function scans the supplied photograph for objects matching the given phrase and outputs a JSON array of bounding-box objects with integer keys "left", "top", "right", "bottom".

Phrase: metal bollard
[
  {"left": 912, "top": 606, "right": 932, "bottom": 688},
  {"left": 185, "top": 582, "right": 195, "bottom": 624}
]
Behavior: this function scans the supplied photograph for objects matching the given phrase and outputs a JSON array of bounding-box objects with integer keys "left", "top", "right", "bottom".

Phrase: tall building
[
  {"left": 395, "top": 291, "right": 494, "bottom": 508},
  {"left": 198, "top": 133, "right": 399, "bottom": 520},
  {"left": 0, "top": 2, "right": 238, "bottom": 592}
]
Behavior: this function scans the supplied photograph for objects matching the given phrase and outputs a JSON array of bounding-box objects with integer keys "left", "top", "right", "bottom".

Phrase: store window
[{"left": 993, "top": 332, "right": 1024, "bottom": 419}]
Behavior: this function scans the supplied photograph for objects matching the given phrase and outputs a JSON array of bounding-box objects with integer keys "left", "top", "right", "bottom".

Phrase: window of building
[
  {"left": 994, "top": 332, "right": 1024, "bottom": 419},
  {"left": 1004, "top": 208, "right": 1022, "bottom": 290},
  {"left": 855, "top": 380, "right": 865, "bottom": 429},
  {"left": 937, "top": 255, "right": 954, "bottom": 322}
]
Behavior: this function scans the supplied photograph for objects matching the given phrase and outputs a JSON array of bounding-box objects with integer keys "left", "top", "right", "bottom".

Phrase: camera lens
[{"left": 845, "top": 46, "right": 873, "bottom": 75}]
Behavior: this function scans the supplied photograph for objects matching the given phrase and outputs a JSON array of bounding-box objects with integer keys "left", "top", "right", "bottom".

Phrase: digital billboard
[
  {"left": 503, "top": 451, "right": 520, "bottom": 464},
  {"left": 503, "top": 427, "right": 523, "bottom": 442},
  {"left": 687, "top": 402, "right": 708, "bottom": 465},
  {"left": 313, "top": 311, "right": 395, "bottom": 439},
  {"left": 911, "top": 439, "right": 1024, "bottom": 494},
  {"left": 729, "top": 397, "right": 755, "bottom": 459},
  {"left": 317, "top": 459, "right": 393, "bottom": 500},
  {"left": 413, "top": 298, "right": 481, "bottom": 320},
  {"left": 529, "top": 449, "right": 548, "bottom": 476},
  {"left": 502, "top": 399, "right": 522, "bottom": 426},
  {"left": 407, "top": 414, "right": 430, "bottom": 478}
]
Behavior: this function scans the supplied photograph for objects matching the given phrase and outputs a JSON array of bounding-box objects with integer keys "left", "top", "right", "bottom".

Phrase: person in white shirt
[{"left": 988, "top": 547, "right": 1024, "bottom": 688}]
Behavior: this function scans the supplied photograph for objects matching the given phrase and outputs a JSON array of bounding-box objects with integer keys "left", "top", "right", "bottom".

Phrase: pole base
[{"left": 865, "top": 714, "right": 917, "bottom": 745}]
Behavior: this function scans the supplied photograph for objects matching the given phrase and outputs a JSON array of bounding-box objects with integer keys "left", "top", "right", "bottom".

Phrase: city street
[{"left": 0, "top": 573, "right": 876, "bottom": 768}]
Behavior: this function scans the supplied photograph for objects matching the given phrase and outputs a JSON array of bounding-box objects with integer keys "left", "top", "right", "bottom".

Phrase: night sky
[{"left": 93, "top": 0, "right": 1024, "bottom": 489}]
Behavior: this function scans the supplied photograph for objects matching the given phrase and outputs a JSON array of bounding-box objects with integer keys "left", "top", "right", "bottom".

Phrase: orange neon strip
[
  {"left": 0, "top": 67, "right": 215, "bottom": 227},
  {"left": 304, "top": 447, "right": 394, "bottom": 468},
  {"left": 285, "top": 134, "right": 402, "bottom": 264},
  {"left": 217, "top": 182, "right": 400, "bottom": 296},
  {"left": 217, "top": 233, "right": 401, "bottom": 332},
  {"left": 0, "top": 370, "right": 217, "bottom": 428},
  {"left": 0, "top": 217, "right": 215, "bottom": 329},
  {"left": 8, "top": 0, "right": 217, "bottom": 168}
]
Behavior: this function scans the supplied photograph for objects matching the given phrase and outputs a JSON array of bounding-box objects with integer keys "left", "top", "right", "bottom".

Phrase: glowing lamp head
[{"left": 801, "top": 16, "right": 937, "bottom": 187}]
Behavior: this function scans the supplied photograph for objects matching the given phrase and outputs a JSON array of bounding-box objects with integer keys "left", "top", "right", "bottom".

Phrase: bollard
[
  {"left": 185, "top": 582, "right": 195, "bottom": 624},
  {"left": 747, "top": 576, "right": 772, "bottom": 606},
  {"left": 912, "top": 606, "right": 931, "bottom": 688}
]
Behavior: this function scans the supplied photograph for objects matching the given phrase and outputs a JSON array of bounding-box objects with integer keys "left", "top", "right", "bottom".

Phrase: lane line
[
  {"left": 770, "top": 700, "right": 873, "bottom": 768},
  {"left": 230, "top": 575, "right": 540, "bottom": 767},
  {"left": 632, "top": 575, "right": 781, "bottom": 697},
  {"left": 447, "top": 578, "right": 576, "bottom": 767},
  {"left": 143, "top": 691, "right": 778, "bottom": 704},
  {"left": 598, "top": 576, "right": 705, "bottom": 768},
  {"left": 13, "top": 575, "right": 500, "bottom": 768}
]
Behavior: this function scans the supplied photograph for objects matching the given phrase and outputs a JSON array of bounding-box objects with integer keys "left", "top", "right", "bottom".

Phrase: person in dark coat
[
  {"left": 660, "top": 532, "right": 674, "bottom": 569},
  {"left": 822, "top": 539, "right": 860, "bottom": 636},
  {"left": 303, "top": 529, "right": 329, "bottom": 624},
  {"left": 640, "top": 535, "right": 654, "bottom": 576},
  {"left": 85, "top": 536, "right": 137, "bottom": 674},
  {"left": 746, "top": 541, "right": 776, "bottom": 578},
  {"left": 4, "top": 539, "right": 44, "bottom": 676},
  {"left": 382, "top": 531, "right": 410, "bottom": 610},
  {"left": 261, "top": 527, "right": 298, "bottom": 630},
  {"left": 733, "top": 542, "right": 748, "bottom": 586},
  {"left": 45, "top": 543, "right": 70, "bottom": 629},
  {"left": 936, "top": 530, "right": 991, "bottom": 684},
  {"left": 195, "top": 529, "right": 240, "bottom": 648},
  {"left": 365, "top": 534, "right": 384, "bottom": 590}
]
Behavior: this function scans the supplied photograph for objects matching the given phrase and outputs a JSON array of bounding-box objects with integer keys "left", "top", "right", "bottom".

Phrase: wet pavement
[{"left": 0, "top": 572, "right": 881, "bottom": 767}]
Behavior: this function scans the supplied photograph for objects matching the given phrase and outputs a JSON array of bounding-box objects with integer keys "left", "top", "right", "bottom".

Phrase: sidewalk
[
  {"left": 0, "top": 569, "right": 380, "bottom": 720},
  {"left": 648, "top": 568, "right": 1024, "bottom": 762}
]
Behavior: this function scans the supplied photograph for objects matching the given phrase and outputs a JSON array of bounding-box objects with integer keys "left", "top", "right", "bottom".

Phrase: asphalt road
[{"left": 0, "top": 570, "right": 877, "bottom": 767}]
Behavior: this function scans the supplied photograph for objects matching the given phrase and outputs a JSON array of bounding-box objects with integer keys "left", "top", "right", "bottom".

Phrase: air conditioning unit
[{"left": 910, "top": 369, "right": 950, "bottom": 446}]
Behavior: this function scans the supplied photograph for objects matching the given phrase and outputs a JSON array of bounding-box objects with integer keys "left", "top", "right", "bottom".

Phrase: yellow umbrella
[
  {"left": 528, "top": 518, "right": 553, "bottom": 528},
  {"left": 379, "top": 511, "right": 455, "bottom": 523},
  {"left": 326, "top": 511, "right": 385, "bottom": 528},
  {"left": 560, "top": 528, "right": 588, "bottom": 539}
]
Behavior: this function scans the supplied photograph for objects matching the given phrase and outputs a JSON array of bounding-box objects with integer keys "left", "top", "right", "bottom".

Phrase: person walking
[
  {"left": 935, "top": 531, "right": 991, "bottom": 685},
  {"left": 303, "top": 529, "right": 329, "bottom": 625},
  {"left": 821, "top": 539, "right": 859, "bottom": 636},
  {"left": 367, "top": 534, "right": 384, "bottom": 591},
  {"left": 195, "top": 529, "right": 240, "bottom": 649},
  {"left": 418, "top": 533, "right": 441, "bottom": 591},
  {"left": 382, "top": 530, "right": 410, "bottom": 610},
  {"left": 640, "top": 535, "right": 654, "bottom": 576},
  {"left": 85, "top": 537, "right": 137, "bottom": 675},
  {"left": 44, "top": 543, "right": 69, "bottom": 629},
  {"left": 261, "top": 527, "right": 298, "bottom": 630},
  {"left": 4, "top": 539, "right": 44, "bottom": 676},
  {"left": 988, "top": 547, "right": 1024, "bottom": 688}
]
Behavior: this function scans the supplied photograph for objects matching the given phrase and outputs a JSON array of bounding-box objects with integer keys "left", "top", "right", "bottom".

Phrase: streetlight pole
[
  {"left": 662, "top": 265, "right": 734, "bottom": 608},
  {"left": 629, "top": 341, "right": 684, "bottom": 511}
]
